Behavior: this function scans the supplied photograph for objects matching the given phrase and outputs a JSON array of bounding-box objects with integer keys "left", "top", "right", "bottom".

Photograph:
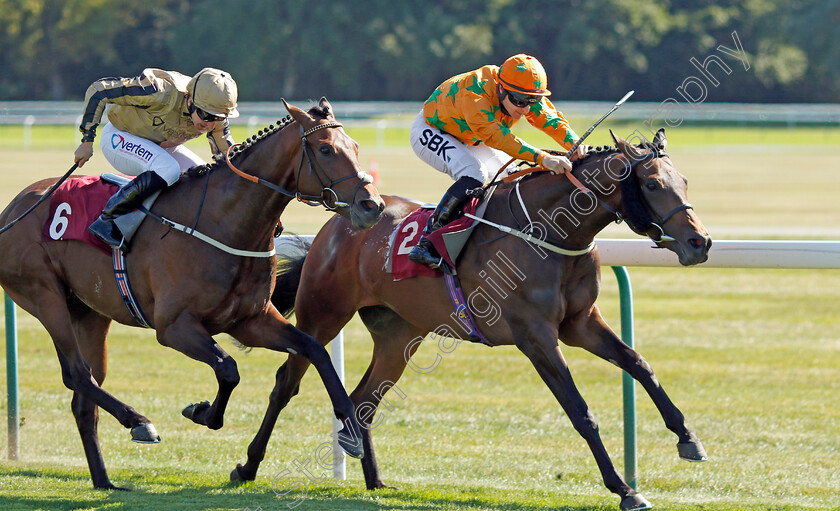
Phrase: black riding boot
[
  {"left": 88, "top": 171, "right": 168, "bottom": 251},
  {"left": 408, "top": 176, "right": 482, "bottom": 269}
]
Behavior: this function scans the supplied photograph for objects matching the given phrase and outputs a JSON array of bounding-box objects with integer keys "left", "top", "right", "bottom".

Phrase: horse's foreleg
[
  {"left": 559, "top": 309, "right": 706, "bottom": 462},
  {"left": 352, "top": 307, "right": 426, "bottom": 490},
  {"left": 518, "top": 331, "right": 650, "bottom": 511},
  {"left": 228, "top": 310, "right": 364, "bottom": 459},
  {"left": 231, "top": 355, "right": 312, "bottom": 482},
  {"left": 157, "top": 313, "right": 239, "bottom": 430}
]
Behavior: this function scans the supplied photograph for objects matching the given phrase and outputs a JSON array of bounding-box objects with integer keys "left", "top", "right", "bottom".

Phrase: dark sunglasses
[
  {"left": 505, "top": 89, "right": 542, "bottom": 108},
  {"left": 189, "top": 101, "right": 226, "bottom": 122}
]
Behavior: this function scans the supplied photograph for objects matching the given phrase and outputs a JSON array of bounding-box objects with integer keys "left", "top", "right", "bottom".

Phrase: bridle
[
  {"left": 225, "top": 121, "right": 372, "bottom": 210},
  {"left": 503, "top": 147, "right": 693, "bottom": 246},
  {"left": 618, "top": 148, "right": 694, "bottom": 245}
]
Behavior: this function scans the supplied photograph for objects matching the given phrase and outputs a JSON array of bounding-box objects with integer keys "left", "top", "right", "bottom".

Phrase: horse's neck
[
  {"left": 183, "top": 128, "right": 300, "bottom": 246},
  {"left": 506, "top": 155, "right": 623, "bottom": 247}
]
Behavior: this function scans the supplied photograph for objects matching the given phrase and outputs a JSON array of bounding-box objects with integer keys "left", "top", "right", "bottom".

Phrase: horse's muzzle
[
  {"left": 676, "top": 234, "right": 712, "bottom": 266},
  {"left": 350, "top": 191, "right": 385, "bottom": 230}
]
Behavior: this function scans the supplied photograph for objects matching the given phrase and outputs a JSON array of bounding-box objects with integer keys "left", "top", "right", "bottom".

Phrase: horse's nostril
[
  {"left": 688, "top": 237, "right": 711, "bottom": 252},
  {"left": 360, "top": 199, "right": 382, "bottom": 214}
]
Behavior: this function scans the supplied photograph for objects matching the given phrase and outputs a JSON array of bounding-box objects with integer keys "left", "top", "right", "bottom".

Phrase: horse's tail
[{"left": 272, "top": 235, "right": 312, "bottom": 318}]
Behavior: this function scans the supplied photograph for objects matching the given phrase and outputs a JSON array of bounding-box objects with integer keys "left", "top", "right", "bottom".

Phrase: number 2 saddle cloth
[{"left": 388, "top": 195, "right": 489, "bottom": 281}]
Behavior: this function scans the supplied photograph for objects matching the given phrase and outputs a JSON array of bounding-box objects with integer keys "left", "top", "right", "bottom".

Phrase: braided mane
[{"left": 185, "top": 103, "right": 332, "bottom": 178}]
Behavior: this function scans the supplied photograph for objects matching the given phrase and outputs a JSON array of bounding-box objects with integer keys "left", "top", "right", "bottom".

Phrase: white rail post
[{"left": 22, "top": 115, "right": 35, "bottom": 149}]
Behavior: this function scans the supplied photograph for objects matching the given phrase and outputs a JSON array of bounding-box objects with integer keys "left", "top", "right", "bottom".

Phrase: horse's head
[
  {"left": 283, "top": 97, "right": 385, "bottom": 229},
  {"left": 611, "top": 129, "right": 711, "bottom": 266}
]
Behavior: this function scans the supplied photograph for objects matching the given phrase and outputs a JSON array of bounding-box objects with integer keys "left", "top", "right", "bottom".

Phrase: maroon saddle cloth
[
  {"left": 389, "top": 197, "right": 480, "bottom": 280},
  {"left": 41, "top": 174, "right": 121, "bottom": 255}
]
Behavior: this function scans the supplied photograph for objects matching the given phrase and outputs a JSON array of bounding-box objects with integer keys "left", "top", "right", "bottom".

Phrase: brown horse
[
  {"left": 232, "top": 129, "right": 711, "bottom": 510},
  {"left": 0, "top": 98, "right": 384, "bottom": 490}
]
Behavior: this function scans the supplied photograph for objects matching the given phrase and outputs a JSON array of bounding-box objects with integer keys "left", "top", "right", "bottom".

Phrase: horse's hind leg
[
  {"left": 230, "top": 309, "right": 364, "bottom": 459},
  {"left": 3, "top": 284, "right": 157, "bottom": 443},
  {"left": 232, "top": 302, "right": 361, "bottom": 481},
  {"left": 559, "top": 308, "right": 706, "bottom": 462},
  {"left": 156, "top": 313, "right": 240, "bottom": 430},
  {"left": 66, "top": 298, "right": 130, "bottom": 490},
  {"left": 231, "top": 354, "right": 312, "bottom": 482},
  {"left": 351, "top": 306, "right": 425, "bottom": 490}
]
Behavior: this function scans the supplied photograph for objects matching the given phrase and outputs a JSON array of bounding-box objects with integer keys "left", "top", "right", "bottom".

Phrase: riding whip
[
  {"left": 0, "top": 162, "right": 79, "bottom": 236},
  {"left": 565, "top": 90, "right": 634, "bottom": 157},
  {"left": 496, "top": 90, "right": 636, "bottom": 185}
]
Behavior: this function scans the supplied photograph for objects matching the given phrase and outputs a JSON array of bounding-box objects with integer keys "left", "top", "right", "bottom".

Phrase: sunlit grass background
[{"left": 0, "top": 117, "right": 838, "bottom": 510}]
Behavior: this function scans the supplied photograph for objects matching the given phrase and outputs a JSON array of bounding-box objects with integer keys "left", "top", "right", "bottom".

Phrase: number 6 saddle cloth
[{"left": 41, "top": 173, "right": 161, "bottom": 255}]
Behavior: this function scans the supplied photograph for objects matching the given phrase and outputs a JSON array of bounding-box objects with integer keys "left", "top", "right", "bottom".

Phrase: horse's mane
[
  {"left": 571, "top": 142, "right": 666, "bottom": 234},
  {"left": 185, "top": 102, "right": 333, "bottom": 178}
]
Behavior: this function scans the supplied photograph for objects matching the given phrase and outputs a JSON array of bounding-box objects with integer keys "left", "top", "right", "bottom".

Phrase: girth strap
[
  {"left": 112, "top": 249, "right": 152, "bottom": 329},
  {"left": 443, "top": 273, "right": 494, "bottom": 347}
]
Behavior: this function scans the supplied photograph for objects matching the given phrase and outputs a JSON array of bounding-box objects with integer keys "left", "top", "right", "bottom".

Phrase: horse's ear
[
  {"left": 653, "top": 128, "right": 667, "bottom": 150},
  {"left": 282, "top": 98, "right": 308, "bottom": 124},
  {"left": 319, "top": 97, "right": 334, "bottom": 119},
  {"left": 610, "top": 129, "right": 646, "bottom": 161}
]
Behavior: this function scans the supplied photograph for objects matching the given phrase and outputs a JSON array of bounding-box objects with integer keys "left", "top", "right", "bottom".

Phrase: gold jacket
[{"left": 80, "top": 68, "right": 233, "bottom": 157}]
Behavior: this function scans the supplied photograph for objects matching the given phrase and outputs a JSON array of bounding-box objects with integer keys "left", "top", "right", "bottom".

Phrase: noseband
[{"left": 225, "top": 121, "right": 372, "bottom": 211}]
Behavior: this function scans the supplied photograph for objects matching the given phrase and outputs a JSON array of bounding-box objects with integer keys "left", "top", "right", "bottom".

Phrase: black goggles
[
  {"left": 190, "top": 101, "right": 226, "bottom": 122},
  {"left": 505, "top": 89, "right": 542, "bottom": 108}
]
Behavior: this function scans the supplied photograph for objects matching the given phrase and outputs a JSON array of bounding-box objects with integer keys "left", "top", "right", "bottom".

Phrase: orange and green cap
[{"left": 498, "top": 54, "right": 551, "bottom": 96}]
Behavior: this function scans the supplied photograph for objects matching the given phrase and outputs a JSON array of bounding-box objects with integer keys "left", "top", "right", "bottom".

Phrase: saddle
[{"left": 389, "top": 194, "right": 491, "bottom": 281}]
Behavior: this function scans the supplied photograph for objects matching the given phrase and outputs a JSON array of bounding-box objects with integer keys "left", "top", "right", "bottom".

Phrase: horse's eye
[
  {"left": 645, "top": 181, "right": 660, "bottom": 191},
  {"left": 319, "top": 145, "right": 332, "bottom": 155}
]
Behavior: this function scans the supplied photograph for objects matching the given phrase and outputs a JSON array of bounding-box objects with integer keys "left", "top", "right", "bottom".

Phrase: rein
[
  {"left": 141, "top": 119, "right": 369, "bottom": 259},
  {"left": 499, "top": 149, "right": 693, "bottom": 246},
  {"left": 225, "top": 121, "right": 371, "bottom": 211}
]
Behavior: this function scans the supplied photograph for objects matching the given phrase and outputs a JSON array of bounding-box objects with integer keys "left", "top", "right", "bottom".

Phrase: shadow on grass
[{"left": 0, "top": 465, "right": 617, "bottom": 511}]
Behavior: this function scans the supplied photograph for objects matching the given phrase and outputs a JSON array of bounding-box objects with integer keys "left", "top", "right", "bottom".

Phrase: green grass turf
[{"left": 0, "top": 122, "right": 838, "bottom": 510}]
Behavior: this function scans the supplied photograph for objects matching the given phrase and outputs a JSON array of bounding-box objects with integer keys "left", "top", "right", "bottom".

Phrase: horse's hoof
[
  {"left": 130, "top": 423, "right": 160, "bottom": 444},
  {"left": 230, "top": 463, "right": 254, "bottom": 482},
  {"left": 620, "top": 493, "right": 652, "bottom": 511},
  {"left": 181, "top": 400, "right": 211, "bottom": 423},
  {"left": 337, "top": 425, "right": 364, "bottom": 459},
  {"left": 94, "top": 480, "right": 131, "bottom": 491},
  {"left": 678, "top": 439, "right": 708, "bottom": 462},
  {"left": 96, "top": 485, "right": 131, "bottom": 491}
]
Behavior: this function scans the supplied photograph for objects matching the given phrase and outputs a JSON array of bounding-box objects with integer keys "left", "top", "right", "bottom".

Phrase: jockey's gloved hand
[
  {"left": 568, "top": 144, "right": 589, "bottom": 161},
  {"left": 542, "top": 154, "right": 572, "bottom": 175},
  {"left": 74, "top": 142, "right": 94, "bottom": 167}
]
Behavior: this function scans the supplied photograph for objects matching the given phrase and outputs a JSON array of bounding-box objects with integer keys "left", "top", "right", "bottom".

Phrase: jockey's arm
[{"left": 207, "top": 120, "right": 235, "bottom": 162}]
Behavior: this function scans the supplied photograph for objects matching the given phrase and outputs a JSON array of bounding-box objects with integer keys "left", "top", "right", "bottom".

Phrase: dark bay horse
[
  {"left": 0, "top": 98, "right": 384, "bottom": 490},
  {"left": 233, "top": 129, "right": 710, "bottom": 510}
]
